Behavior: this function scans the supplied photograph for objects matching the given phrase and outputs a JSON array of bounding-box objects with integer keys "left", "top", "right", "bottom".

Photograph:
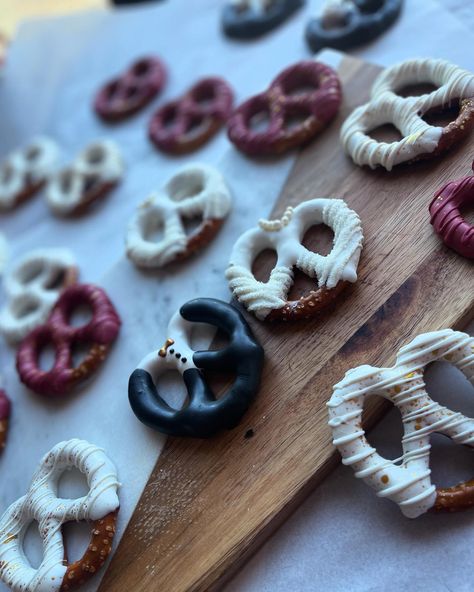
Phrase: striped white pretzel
[
  {"left": 126, "top": 163, "right": 231, "bottom": 269},
  {"left": 0, "top": 439, "right": 120, "bottom": 592},
  {"left": 0, "top": 137, "right": 59, "bottom": 209},
  {"left": 46, "top": 140, "right": 124, "bottom": 216},
  {"left": 328, "top": 329, "right": 474, "bottom": 518},
  {"left": 226, "top": 198, "right": 363, "bottom": 321},
  {"left": 341, "top": 58, "right": 474, "bottom": 171},
  {"left": 0, "top": 248, "right": 77, "bottom": 344}
]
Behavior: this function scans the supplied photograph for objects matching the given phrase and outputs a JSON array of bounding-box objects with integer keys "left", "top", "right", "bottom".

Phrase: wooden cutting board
[{"left": 100, "top": 53, "right": 474, "bottom": 591}]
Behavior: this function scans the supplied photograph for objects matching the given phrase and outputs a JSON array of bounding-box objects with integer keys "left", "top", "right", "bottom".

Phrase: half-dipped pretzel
[
  {"left": 222, "top": 0, "right": 305, "bottom": 39},
  {"left": 16, "top": 284, "right": 121, "bottom": 396},
  {"left": 94, "top": 56, "right": 166, "bottom": 122},
  {"left": 341, "top": 58, "right": 474, "bottom": 170},
  {"left": 0, "top": 137, "right": 59, "bottom": 210},
  {"left": 128, "top": 298, "right": 264, "bottom": 438},
  {"left": 429, "top": 160, "right": 474, "bottom": 259},
  {"left": 126, "top": 164, "right": 232, "bottom": 268},
  {"left": 227, "top": 60, "right": 342, "bottom": 156},
  {"left": 0, "top": 439, "right": 120, "bottom": 592},
  {"left": 148, "top": 77, "right": 234, "bottom": 155},
  {"left": 306, "top": 0, "right": 403, "bottom": 53},
  {"left": 0, "top": 248, "right": 78, "bottom": 344},
  {"left": 328, "top": 329, "right": 474, "bottom": 518},
  {"left": 46, "top": 140, "right": 124, "bottom": 216},
  {"left": 0, "top": 389, "right": 11, "bottom": 454},
  {"left": 226, "top": 198, "right": 363, "bottom": 321}
]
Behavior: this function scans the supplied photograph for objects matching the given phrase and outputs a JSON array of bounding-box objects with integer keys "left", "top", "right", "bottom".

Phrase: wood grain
[{"left": 100, "top": 54, "right": 474, "bottom": 592}]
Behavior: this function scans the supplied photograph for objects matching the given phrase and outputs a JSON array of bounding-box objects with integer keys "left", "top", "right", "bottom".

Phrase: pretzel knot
[
  {"left": 328, "top": 329, "right": 474, "bottom": 518},
  {"left": 94, "top": 56, "right": 166, "bottom": 122},
  {"left": 227, "top": 60, "right": 342, "bottom": 156},
  {"left": 0, "top": 137, "right": 59, "bottom": 210},
  {"left": 222, "top": 0, "right": 305, "bottom": 40},
  {"left": 126, "top": 164, "right": 232, "bottom": 268},
  {"left": 0, "top": 389, "right": 11, "bottom": 454},
  {"left": 16, "top": 284, "right": 121, "bottom": 397},
  {"left": 306, "top": 0, "right": 403, "bottom": 53},
  {"left": 46, "top": 140, "right": 124, "bottom": 216},
  {"left": 0, "top": 439, "right": 120, "bottom": 592},
  {"left": 429, "top": 163, "right": 474, "bottom": 259},
  {"left": 341, "top": 58, "right": 474, "bottom": 171},
  {"left": 0, "top": 248, "right": 78, "bottom": 344},
  {"left": 128, "top": 298, "right": 264, "bottom": 438},
  {"left": 226, "top": 198, "right": 363, "bottom": 321},
  {"left": 148, "top": 78, "right": 234, "bottom": 155}
]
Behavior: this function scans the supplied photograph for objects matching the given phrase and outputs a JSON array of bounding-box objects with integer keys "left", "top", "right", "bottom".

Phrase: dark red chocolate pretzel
[
  {"left": 94, "top": 56, "right": 166, "bottom": 122},
  {"left": 148, "top": 77, "right": 234, "bottom": 155},
  {"left": 0, "top": 390, "right": 10, "bottom": 453},
  {"left": 429, "top": 161, "right": 474, "bottom": 259},
  {"left": 227, "top": 60, "right": 342, "bottom": 156},
  {"left": 16, "top": 284, "right": 121, "bottom": 396}
]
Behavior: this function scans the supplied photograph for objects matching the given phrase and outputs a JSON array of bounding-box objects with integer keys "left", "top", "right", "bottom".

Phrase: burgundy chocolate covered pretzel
[
  {"left": 94, "top": 56, "right": 166, "bottom": 122},
  {"left": 17, "top": 284, "right": 121, "bottom": 397},
  {"left": 148, "top": 77, "right": 234, "bottom": 155},
  {"left": 0, "top": 390, "right": 10, "bottom": 454},
  {"left": 429, "top": 161, "right": 474, "bottom": 259},
  {"left": 227, "top": 60, "right": 342, "bottom": 156}
]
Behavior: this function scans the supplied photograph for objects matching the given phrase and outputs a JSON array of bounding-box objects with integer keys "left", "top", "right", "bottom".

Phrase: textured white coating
[
  {"left": 0, "top": 439, "right": 120, "bottom": 592},
  {"left": 0, "top": 137, "right": 59, "bottom": 209},
  {"left": 126, "top": 163, "right": 231, "bottom": 269},
  {"left": 340, "top": 58, "right": 474, "bottom": 170},
  {"left": 226, "top": 198, "right": 363, "bottom": 320},
  {"left": 0, "top": 248, "right": 76, "bottom": 343},
  {"left": 46, "top": 140, "right": 124, "bottom": 215},
  {"left": 328, "top": 329, "right": 474, "bottom": 518}
]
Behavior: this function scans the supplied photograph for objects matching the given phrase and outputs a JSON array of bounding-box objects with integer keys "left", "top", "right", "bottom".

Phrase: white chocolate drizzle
[
  {"left": 126, "top": 163, "right": 231, "bottom": 269},
  {"left": 327, "top": 329, "right": 474, "bottom": 518},
  {"left": 226, "top": 198, "right": 363, "bottom": 320},
  {"left": 0, "top": 439, "right": 120, "bottom": 592},
  {"left": 340, "top": 58, "right": 474, "bottom": 170},
  {"left": 0, "top": 248, "right": 77, "bottom": 343}
]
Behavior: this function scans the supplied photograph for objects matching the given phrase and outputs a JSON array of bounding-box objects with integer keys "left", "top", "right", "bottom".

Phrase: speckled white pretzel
[
  {"left": 341, "top": 58, "right": 474, "bottom": 170},
  {"left": 0, "top": 248, "right": 77, "bottom": 343},
  {"left": 0, "top": 439, "right": 120, "bottom": 592},
  {"left": 226, "top": 198, "right": 363, "bottom": 320},
  {"left": 0, "top": 137, "right": 59, "bottom": 209},
  {"left": 46, "top": 140, "right": 124, "bottom": 216},
  {"left": 126, "top": 164, "right": 232, "bottom": 268},
  {"left": 328, "top": 329, "right": 474, "bottom": 518}
]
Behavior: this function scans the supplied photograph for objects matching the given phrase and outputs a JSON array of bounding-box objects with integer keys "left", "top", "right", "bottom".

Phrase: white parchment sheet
[{"left": 0, "top": 1, "right": 472, "bottom": 591}]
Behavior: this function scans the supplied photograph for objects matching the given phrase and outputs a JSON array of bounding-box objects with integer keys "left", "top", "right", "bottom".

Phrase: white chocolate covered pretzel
[
  {"left": 46, "top": 140, "right": 124, "bottom": 216},
  {"left": 0, "top": 137, "right": 59, "bottom": 209},
  {"left": 126, "top": 164, "right": 231, "bottom": 268},
  {"left": 328, "top": 329, "right": 474, "bottom": 518},
  {"left": 226, "top": 198, "right": 363, "bottom": 321},
  {"left": 0, "top": 439, "right": 120, "bottom": 592},
  {"left": 341, "top": 58, "right": 474, "bottom": 170},
  {"left": 0, "top": 248, "right": 77, "bottom": 343}
]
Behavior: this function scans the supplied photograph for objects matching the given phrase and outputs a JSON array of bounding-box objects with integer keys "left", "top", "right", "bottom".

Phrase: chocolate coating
[
  {"left": 128, "top": 298, "right": 264, "bottom": 438},
  {"left": 0, "top": 389, "right": 10, "bottom": 454},
  {"left": 222, "top": 0, "right": 304, "bottom": 40},
  {"left": 429, "top": 163, "right": 474, "bottom": 259},
  {"left": 306, "top": 0, "right": 403, "bottom": 53},
  {"left": 149, "top": 78, "right": 234, "bottom": 155},
  {"left": 94, "top": 56, "right": 166, "bottom": 122}
]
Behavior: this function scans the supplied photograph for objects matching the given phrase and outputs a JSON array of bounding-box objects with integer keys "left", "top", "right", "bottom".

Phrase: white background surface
[{"left": 0, "top": 1, "right": 473, "bottom": 591}]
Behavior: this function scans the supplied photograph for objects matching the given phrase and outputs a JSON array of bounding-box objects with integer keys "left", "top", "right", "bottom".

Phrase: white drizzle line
[{"left": 327, "top": 328, "right": 474, "bottom": 518}]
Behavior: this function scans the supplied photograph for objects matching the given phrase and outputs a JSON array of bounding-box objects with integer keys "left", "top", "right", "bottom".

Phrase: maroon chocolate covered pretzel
[
  {"left": 16, "top": 284, "right": 121, "bottom": 397},
  {"left": 94, "top": 56, "right": 166, "bottom": 122},
  {"left": 0, "top": 389, "right": 10, "bottom": 454},
  {"left": 429, "top": 161, "right": 474, "bottom": 259},
  {"left": 148, "top": 77, "right": 234, "bottom": 155},
  {"left": 227, "top": 60, "right": 342, "bottom": 156}
]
